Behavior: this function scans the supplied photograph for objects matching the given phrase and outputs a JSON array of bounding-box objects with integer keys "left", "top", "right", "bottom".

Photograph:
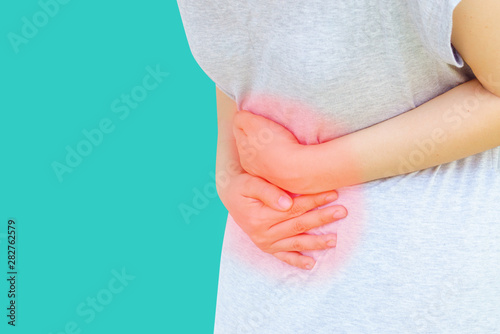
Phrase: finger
[
  {"left": 273, "top": 251, "right": 316, "bottom": 270},
  {"left": 232, "top": 121, "right": 246, "bottom": 140},
  {"left": 268, "top": 233, "right": 338, "bottom": 254},
  {"left": 235, "top": 109, "right": 286, "bottom": 131},
  {"left": 268, "top": 204, "right": 347, "bottom": 239},
  {"left": 232, "top": 126, "right": 247, "bottom": 151},
  {"left": 234, "top": 110, "right": 288, "bottom": 146},
  {"left": 235, "top": 110, "right": 292, "bottom": 141},
  {"left": 284, "top": 190, "right": 340, "bottom": 219},
  {"left": 232, "top": 126, "right": 259, "bottom": 169},
  {"left": 233, "top": 110, "right": 265, "bottom": 131},
  {"left": 243, "top": 175, "right": 293, "bottom": 211}
]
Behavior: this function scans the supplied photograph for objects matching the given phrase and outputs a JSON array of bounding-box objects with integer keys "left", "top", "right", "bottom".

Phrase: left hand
[{"left": 233, "top": 110, "right": 307, "bottom": 193}]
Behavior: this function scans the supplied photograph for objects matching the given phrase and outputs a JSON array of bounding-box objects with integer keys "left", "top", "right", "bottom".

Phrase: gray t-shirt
[{"left": 177, "top": 1, "right": 500, "bottom": 333}]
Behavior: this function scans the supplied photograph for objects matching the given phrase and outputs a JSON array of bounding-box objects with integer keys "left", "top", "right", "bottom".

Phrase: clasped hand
[
  {"left": 232, "top": 110, "right": 310, "bottom": 194},
  {"left": 215, "top": 110, "right": 347, "bottom": 271}
]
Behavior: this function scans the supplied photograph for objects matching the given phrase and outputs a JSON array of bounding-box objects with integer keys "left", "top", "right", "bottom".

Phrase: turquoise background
[{"left": 0, "top": 1, "right": 226, "bottom": 333}]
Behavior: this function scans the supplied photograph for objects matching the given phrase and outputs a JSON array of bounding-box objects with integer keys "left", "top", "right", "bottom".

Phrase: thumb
[{"left": 245, "top": 176, "right": 293, "bottom": 211}]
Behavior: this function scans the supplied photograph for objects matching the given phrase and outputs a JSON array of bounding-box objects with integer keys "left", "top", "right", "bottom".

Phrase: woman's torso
[{"left": 177, "top": 1, "right": 500, "bottom": 332}]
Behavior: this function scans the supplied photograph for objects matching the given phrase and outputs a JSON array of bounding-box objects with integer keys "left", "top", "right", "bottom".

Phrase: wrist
[
  {"left": 298, "top": 141, "right": 344, "bottom": 193},
  {"left": 283, "top": 144, "right": 331, "bottom": 194}
]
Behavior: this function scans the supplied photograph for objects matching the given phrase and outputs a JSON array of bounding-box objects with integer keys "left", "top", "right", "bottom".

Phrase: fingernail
[
  {"left": 305, "top": 262, "right": 314, "bottom": 270},
  {"left": 278, "top": 196, "right": 292, "bottom": 210},
  {"left": 325, "top": 193, "right": 337, "bottom": 202},
  {"left": 326, "top": 238, "right": 336, "bottom": 247},
  {"left": 333, "top": 209, "right": 346, "bottom": 219}
]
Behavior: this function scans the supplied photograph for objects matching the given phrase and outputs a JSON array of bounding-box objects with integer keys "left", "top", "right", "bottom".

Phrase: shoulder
[{"left": 452, "top": 0, "right": 500, "bottom": 96}]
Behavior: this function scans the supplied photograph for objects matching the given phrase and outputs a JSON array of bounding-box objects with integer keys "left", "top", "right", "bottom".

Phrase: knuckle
[
  {"left": 275, "top": 252, "right": 304, "bottom": 269},
  {"left": 252, "top": 237, "right": 265, "bottom": 250},
  {"left": 290, "top": 255, "right": 304, "bottom": 269},
  {"left": 260, "top": 244, "right": 272, "bottom": 253},
  {"left": 275, "top": 253, "right": 290, "bottom": 265},
  {"left": 285, "top": 257, "right": 296, "bottom": 267},
  {"left": 292, "top": 219, "right": 307, "bottom": 233},
  {"left": 262, "top": 247, "right": 273, "bottom": 254},
  {"left": 290, "top": 202, "right": 306, "bottom": 216},
  {"left": 312, "top": 195, "right": 324, "bottom": 207},
  {"left": 247, "top": 221, "right": 265, "bottom": 239},
  {"left": 246, "top": 216, "right": 259, "bottom": 229},
  {"left": 319, "top": 209, "right": 333, "bottom": 223},
  {"left": 291, "top": 238, "right": 304, "bottom": 251},
  {"left": 318, "top": 236, "right": 329, "bottom": 248},
  {"left": 252, "top": 234, "right": 269, "bottom": 250},
  {"left": 282, "top": 254, "right": 294, "bottom": 266}
]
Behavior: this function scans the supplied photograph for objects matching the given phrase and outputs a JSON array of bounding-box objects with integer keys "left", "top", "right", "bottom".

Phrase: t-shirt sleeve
[{"left": 406, "top": 0, "right": 465, "bottom": 67}]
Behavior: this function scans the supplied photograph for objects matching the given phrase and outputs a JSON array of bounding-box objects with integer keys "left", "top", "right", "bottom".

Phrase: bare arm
[
  {"left": 307, "top": 0, "right": 500, "bottom": 192},
  {"left": 302, "top": 79, "right": 500, "bottom": 193},
  {"left": 234, "top": 0, "right": 500, "bottom": 194}
]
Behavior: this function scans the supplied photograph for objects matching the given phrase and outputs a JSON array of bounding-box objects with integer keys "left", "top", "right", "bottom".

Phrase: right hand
[{"left": 217, "top": 171, "right": 347, "bottom": 270}]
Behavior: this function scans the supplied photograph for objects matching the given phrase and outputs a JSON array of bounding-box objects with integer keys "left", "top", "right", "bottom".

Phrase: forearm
[{"left": 301, "top": 79, "right": 500, "bottom": 193}]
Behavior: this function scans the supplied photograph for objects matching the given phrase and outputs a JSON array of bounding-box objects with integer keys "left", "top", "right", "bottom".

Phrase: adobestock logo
[
  {"left": 178, "top": 171, "right": 221, "bottom": 225},
  {"left": 397, "top": 82, "right": 492, "bottom": 174},
  {"left": 48, "top": 267, "right": 135, "bottom": 334},
  {"left": 52, "top": 64, "right": 168, "bottom": 182},
  {"left": 52, "top": 119, "right": 116, "bottom": 182},
  {"left": 178, "top": 125, "right": 274, "bottom": 225},
  {"left": 7, "top": 0, "right": 72, "bottom": 54}
]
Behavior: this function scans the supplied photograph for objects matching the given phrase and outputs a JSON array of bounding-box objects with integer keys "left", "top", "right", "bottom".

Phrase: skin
[
  {"left": 217, "top": 0, "right": 500, "bottom": 270},
  {"left": 233, "top": 0, "right": 500, "bottom": 195},
  {"left": 215, "top": 87, "right": 347, "bottom": 271}
]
